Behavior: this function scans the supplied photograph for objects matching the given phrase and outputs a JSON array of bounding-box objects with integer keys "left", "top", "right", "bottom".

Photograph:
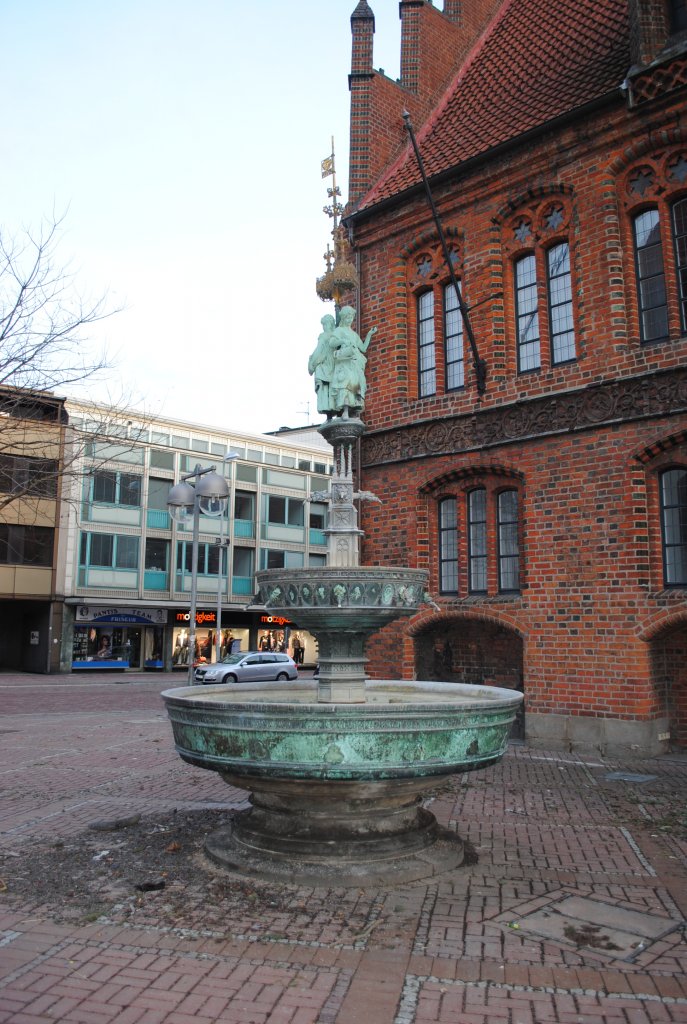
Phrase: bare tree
[{"left": 0, "top": 215, "right": 148, "bottom": 522}]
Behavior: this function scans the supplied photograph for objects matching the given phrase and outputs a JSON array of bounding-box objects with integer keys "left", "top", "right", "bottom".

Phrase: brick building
[{"left": 341, "top": 0, "right": 687, "bottom": 755}]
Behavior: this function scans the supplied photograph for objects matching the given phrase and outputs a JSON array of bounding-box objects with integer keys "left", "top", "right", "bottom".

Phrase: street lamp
[
  {"left": 168, "top": 465, "right": 230, "bottom": 685},
  {"left": 215, "top": 453, "right": 239, "bottom": 664}
]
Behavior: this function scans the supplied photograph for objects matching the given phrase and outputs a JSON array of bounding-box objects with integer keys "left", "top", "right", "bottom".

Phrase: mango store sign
[{"left": 76, "top": 606, "right": 168, "bottom": 625}]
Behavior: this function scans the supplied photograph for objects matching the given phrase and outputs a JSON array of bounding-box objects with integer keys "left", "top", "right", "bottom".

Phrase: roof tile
[{"left": 357, "top": 0, "right": 630, "bottom": 211}]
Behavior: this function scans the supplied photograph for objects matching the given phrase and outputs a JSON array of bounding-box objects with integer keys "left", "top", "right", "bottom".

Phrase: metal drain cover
[{"left": 507, "top": 894, "right": 681, "bottom": 960}]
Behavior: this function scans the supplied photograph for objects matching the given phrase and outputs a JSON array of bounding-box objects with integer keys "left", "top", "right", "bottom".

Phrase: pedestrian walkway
[{"left": 0, "top": 671, "right": 685, "bottom": 1023}]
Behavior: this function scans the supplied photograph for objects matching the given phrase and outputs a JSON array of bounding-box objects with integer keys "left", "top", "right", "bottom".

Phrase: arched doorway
[
  {"left": 649, "top": 619, "right": 687, "bottom": 750},
  {"left": 414, "top": 615, "right": 525, "bottom": 740}
]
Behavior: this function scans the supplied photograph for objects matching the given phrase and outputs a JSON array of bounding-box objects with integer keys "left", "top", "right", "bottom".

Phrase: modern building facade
[
  {"left": 59, "top": 405, "right": 333, "bottom": 672},
  {"left": 340, "top": 0, "right": 687, "bottom": 754},
  {"left": 0, "top": 388, "right": 67, "bottom": 673}
]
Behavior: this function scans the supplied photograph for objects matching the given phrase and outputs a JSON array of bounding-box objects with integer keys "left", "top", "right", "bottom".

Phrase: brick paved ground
[{"left": 0, "top": 670, "right": 685, "bottom": 1023}]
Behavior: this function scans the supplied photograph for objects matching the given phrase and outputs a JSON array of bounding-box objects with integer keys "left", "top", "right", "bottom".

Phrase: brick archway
[
  {"left": 411, "top": 612, "right": 525, "bottom": 739},
  {"left": 643, "top": 613, "right": 687, "bottom": 750}
]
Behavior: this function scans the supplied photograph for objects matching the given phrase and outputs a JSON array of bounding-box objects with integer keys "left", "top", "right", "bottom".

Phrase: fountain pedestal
[{"left": 161, "top": 360, "right": 523, "bottom": 886}]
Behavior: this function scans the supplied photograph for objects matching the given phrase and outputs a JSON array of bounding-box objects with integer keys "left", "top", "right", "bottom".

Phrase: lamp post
[
  {"left": 215, "top": 453, "right": 238, "bottom": 664},
  {"left": 167, "top": 465, "right": 230, "bottom": 686}
]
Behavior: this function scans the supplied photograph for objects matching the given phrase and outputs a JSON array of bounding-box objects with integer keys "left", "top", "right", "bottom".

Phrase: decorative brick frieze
[{"left": 361, "top": 366, "right": 687, "bottom": 467}]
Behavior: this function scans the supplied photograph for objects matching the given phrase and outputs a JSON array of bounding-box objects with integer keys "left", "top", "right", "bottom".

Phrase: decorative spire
[{"left": 316, "top": 138, "right": 359, "bottom": 312}]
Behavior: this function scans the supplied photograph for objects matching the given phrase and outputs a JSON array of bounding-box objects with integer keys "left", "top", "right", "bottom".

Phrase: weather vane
[{"left": 316, "top": 137, "right": 358, "bottom": 312}]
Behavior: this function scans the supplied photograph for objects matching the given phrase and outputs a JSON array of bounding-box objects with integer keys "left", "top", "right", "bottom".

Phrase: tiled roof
[{"left": 356, "top": 0, "right": 630, "bottom": 212}]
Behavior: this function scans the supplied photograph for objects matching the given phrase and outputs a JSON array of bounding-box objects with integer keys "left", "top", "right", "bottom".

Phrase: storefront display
[{"left": 71, "top": 606, "right": 167, "bottom": 670}]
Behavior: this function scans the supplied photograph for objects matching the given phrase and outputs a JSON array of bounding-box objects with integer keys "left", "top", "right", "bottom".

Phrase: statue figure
[
  {"left": 308, "top": 314, "right": 336, "bottom": 417},
  {"left": 329, "top": 306, "right": 377, "bottom": 416},
  {"left": 310, "top": 306, "right": 377, "bottom": 418}
]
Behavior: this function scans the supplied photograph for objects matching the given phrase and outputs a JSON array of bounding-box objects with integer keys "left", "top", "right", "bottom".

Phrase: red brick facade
[{"left": 341, "top": 0, "right": 687, "bottom": 755}]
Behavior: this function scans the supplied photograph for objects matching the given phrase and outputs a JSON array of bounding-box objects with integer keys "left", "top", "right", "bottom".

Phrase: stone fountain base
[
  {"left": 162, "top": 679, "right": 522, "bottom": 886},
  {"left": 205, "top": 775, "right": 464, "bottom": 886}
]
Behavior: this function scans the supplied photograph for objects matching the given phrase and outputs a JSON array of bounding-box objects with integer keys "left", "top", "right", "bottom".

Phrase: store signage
[
  {"left": 260, "top": 614, "right": 293, "bottom": 627},
  {"left": 173, "top": 610, "right": 218, "bottom": 626},
  {"left": 76, "top": 606, "right": 167, "bottom": 625}
]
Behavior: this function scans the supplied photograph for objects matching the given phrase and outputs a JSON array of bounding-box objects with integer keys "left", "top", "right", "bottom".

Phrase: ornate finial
[{"left": 316, "top": 138, "right": 359, "bottom": 310}]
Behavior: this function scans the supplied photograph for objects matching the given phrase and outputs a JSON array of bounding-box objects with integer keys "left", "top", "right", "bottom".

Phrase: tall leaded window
[
  {"left": 468, "top": 488, "right": 487, "bottom": 593},
  {"left": 547, "top": 242, "right": 576, "bottom": 363},
  {"left": 633, "top": 209, "right": 669, "bottom": 342},
  {"left": 672, "top": 197, "right": 687, "bottom": 331},
  {"left": 515, "top": 254, "right": 541, "bottom": 371},
  {"left": 444, "top": 283, "right": 464, "bottom": 390},
  {"left": 660, "top": 468, "right": 687, "bottom": 586},
  {"left": 498, "top": 490, "right": 520, "bottom": 592},
  {"left": 438, "top": 497, "right": 458, "bottom": 593},
  {"left": 418, "top": 291, "right": 436, "bottom": 397}
]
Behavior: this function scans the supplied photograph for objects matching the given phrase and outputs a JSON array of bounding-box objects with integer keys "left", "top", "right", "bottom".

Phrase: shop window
[
  {"left": 468, "top": 488, "right": 488, "bottom": 593},
  {"left": 0, "top": 454, "right": 58, "bottom": 498},
  {"left": 444, "top": 283, "right": 464, "bottom": 391},
  {"left": 660, "top": 467, "right": 687, "bottom": 586},
  {"left": 91, "top": 470, "right": 141, "bottom": 508},
  {"left": 498, "top": 490, "right": 520, "bottom": 592},
  {"left": 0, "top": 524, "right": 54, "bottom": 566},
  {"left": 438, "top": 497, "right": 458, "bottom": 594},
  {"left": 79, "top": 532, "right": 139, "bottom": 569},
  {"left": 418, "top": 290, "right": 436, "bottom": 397}
]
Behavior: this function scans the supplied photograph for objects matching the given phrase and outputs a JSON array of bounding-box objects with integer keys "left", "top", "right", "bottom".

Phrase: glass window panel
[
  {"left": 418, "top": 291, "right": 436, "bottom": 397},
  {"left": 660, "top": 468, "right": 687, "bottom": 585},
  {"left": 515, "top": 255, "right": 541, "bottom": 372},
  {"left": 115, "top": 536, "right": 138, "bottom": 569},
  {"left": 145, "top": 538, "right": 168, "bottom": 571},
  {"left": 468, "top": 489, "right": 487, "bottom": 593},
  {"left": 439, "top": 497, "right": 458, "bottom": 593},
  {"left": 92, "top": 471, "right": 116, "bottom": 503},
  {"left": 634, "top": 209, "right": 668, "bottom": 342},
  {"left": 119, "top": 473, "right": 141, "bottom": 507},
  {"left": 90, "top": 534, "right": 113, "bottom": 566},
  {"left": 444, "top": 283, "right": 464, "bottom": 391},
  {"left": 672, "top": 197, "right": 687, "bottom": 331},
  {"left": 498, "top": 490, "right": 520, "bottom": 592}
]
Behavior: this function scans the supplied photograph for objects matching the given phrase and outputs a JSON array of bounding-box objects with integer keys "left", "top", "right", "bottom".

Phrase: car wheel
[
  {"left": 276, "top": 671, "right": 289, "bottom": 681},
  {"left": 222, "top": 673, "right": 238, "bottom": 684}
]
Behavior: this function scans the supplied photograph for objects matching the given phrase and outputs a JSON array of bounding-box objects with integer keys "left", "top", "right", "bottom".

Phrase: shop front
[
  {"left": 257, "top": 614, "right": 317, "bottom": 668},
  {"left": 169, "top": 608, "right": 251, "bottom": 670},
  {"left": 72, "top": 606, "right": 167, "bottom": 670}
]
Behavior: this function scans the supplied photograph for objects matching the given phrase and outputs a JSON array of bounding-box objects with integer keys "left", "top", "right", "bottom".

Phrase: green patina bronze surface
[{"left": 161, "top": 680, "right": 522, "bottom": 781}]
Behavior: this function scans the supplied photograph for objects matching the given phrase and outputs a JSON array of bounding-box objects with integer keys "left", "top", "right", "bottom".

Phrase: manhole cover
[{"left": 505, "top": 894, "right": 682, "bottom": 961}]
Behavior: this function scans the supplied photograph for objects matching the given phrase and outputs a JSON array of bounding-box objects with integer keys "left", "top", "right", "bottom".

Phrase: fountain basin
[{"left": 161, "top": 680, "right": 523, "bottom": 885}]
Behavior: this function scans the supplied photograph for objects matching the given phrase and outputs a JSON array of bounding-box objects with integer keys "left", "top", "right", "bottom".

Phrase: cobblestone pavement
[{"left": 0, "top": 669, "right": 686, "bottom": 1023}]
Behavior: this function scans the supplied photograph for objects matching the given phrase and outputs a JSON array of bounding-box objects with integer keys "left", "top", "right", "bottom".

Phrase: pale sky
[{"left": 1, "top": 1, "right": 401, "bottom": 435}]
